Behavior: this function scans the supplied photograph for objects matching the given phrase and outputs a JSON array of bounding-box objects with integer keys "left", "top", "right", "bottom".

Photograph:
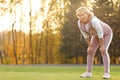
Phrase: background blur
[{"left": 0, "top": 0, "right": 120, "bottom": 64}]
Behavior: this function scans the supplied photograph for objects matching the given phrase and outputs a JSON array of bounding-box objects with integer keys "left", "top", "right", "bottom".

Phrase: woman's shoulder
[
  {"left": 77, "top": 20, "right": 81, "bottom": 25},
  {"left": 91, "top": 16, "right": 100, "bottom": 23},
  {"left": 77, "top": 20, "right": 80, "bottom": 23},
  {"left": 77, "top": 20, "right": 81, "bottom": 27}
]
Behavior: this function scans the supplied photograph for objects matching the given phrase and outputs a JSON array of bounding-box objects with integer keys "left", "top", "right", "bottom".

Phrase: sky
[{"left": 0, "top": 0, "right": 44, "bottom": 34}]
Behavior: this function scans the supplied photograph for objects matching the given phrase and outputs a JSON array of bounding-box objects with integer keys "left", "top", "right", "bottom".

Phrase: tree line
[
  {"left": 0, "top": 0, "right": 120, "bottom": 64},
  {"left": 60, "top": 0, "right": 120, "bottom": 64}
]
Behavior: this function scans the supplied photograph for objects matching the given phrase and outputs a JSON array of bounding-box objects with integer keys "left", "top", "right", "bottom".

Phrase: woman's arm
[
  {"left": 85, "top": 38, "right": 91, "bottom": 46},
  {"left": 99, "top": 38, "right": 104, "bottom": 46},
  {"left": 78, "top": 20, "right": 90, "bottom": 39},
  {"left": 91, "top": 17, "right": 105, "bottom": 45},
  {"left": 91, "top": 17, "right": 103, "bottom": 39},
  {"left": 91, "top": 17, "right": 105, "bottom": 54}
]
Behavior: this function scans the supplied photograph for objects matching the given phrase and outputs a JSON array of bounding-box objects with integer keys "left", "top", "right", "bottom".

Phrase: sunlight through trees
[{"left": 0, "top": 0, "right": 120, "bottom": 64}]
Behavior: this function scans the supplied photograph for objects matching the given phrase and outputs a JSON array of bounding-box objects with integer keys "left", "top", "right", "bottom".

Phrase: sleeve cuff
[{"left": 98, "top": 34, "right": 103, "bottom": 38}]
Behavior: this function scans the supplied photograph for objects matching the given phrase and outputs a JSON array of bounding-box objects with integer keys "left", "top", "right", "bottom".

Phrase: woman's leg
[
  {"left": 101, "top": 33, "right": 113, "bottom": 73},
  {"left": 87, "top": 36, "right": 99, "bottom": 72}
]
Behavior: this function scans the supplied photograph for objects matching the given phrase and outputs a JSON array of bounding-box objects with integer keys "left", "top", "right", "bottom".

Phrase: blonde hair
[{"left": 76, "top": 6, "right": 94, "bottom": 18}]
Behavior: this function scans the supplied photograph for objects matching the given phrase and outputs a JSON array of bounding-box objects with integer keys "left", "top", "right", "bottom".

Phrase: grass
[{"left": 0, "top": 64, "right": 119, "bottom": 80}]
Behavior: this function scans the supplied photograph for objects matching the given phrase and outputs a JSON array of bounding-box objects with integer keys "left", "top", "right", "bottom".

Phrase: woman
[{"left": 76, "top": 6, "right": 113, "bottom": 79}]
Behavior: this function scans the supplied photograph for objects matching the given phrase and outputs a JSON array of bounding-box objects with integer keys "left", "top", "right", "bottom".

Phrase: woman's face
[{"left": 77, "top": 10, "right": 89, "bottom": 23}]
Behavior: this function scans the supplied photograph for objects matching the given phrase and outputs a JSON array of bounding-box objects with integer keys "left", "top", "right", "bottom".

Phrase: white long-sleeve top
[{"left": 78, "top": 17, "right": 104, "bottom": 39}]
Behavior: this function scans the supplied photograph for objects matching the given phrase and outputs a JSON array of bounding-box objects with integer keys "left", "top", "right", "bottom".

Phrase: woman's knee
[
  {"left": 87, "top": 47, "right": 95, "bottom": 54},
  {"left": 99, "top": 49, "right": 108, "bottom": 55}
]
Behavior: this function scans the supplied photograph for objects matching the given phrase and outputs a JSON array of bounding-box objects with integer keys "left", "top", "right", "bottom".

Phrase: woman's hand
[
  {"left": 99, "top": 45, "right": 106, "bottom": 54},
  {"left": 87, "top": 44, "right": 93, "bottom": 54},
  {"left": 99, "top": 38, "right": 106, "bottom": 54}
]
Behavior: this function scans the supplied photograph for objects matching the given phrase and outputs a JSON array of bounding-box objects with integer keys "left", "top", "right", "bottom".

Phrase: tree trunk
[
  {"left": 75, "top": 55, "right": 78, "bottom": 64},
  {"left": 12, "top": 25, "right": 18, "bottom": 64},
  {"left": 29, "top": 0, "right": 33, "bottom": 64},
  {"left": 46, "top": 21, "right": 49, "bottom": 64},
  {"left": 0, "top": 51, "right": 3, "bottom": 64},
  {"left": 22, "top": 33, "right": 26, "bottom": 64},
  {"left": 37, "top": 32, "right": 43, "bottom": 64}
]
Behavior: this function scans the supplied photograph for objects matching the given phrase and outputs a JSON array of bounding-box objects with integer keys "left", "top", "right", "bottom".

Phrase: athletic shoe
[
  {"left": 103, "top": 73, "right": 111, "bottom": 79},
  {"left": 80, "top": 72, "right": 92, "bottom": 78}
]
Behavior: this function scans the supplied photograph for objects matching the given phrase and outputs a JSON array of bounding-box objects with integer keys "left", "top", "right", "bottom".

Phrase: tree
[
  {"left": 60, "top": 0, "right": 88, "bottom": 64},
  {"left": 92, "top": 0, "right": 120, "bottom": 64},
  {"left": 60, "top": 0, "right": 120, "bottom": 64}
]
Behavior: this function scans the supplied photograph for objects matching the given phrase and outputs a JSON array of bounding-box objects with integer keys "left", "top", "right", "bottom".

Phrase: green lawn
[{"left": 0, "top": 65, "right": 119, "bottom": 80}]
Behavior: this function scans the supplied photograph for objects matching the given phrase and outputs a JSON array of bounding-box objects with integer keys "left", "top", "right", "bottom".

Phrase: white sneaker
[
  {"left": 80, "top": 72, "right": 92, "bottom": 78},
  {"left": 103, "top": 73, "right": 111, "bottom": 79}
]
